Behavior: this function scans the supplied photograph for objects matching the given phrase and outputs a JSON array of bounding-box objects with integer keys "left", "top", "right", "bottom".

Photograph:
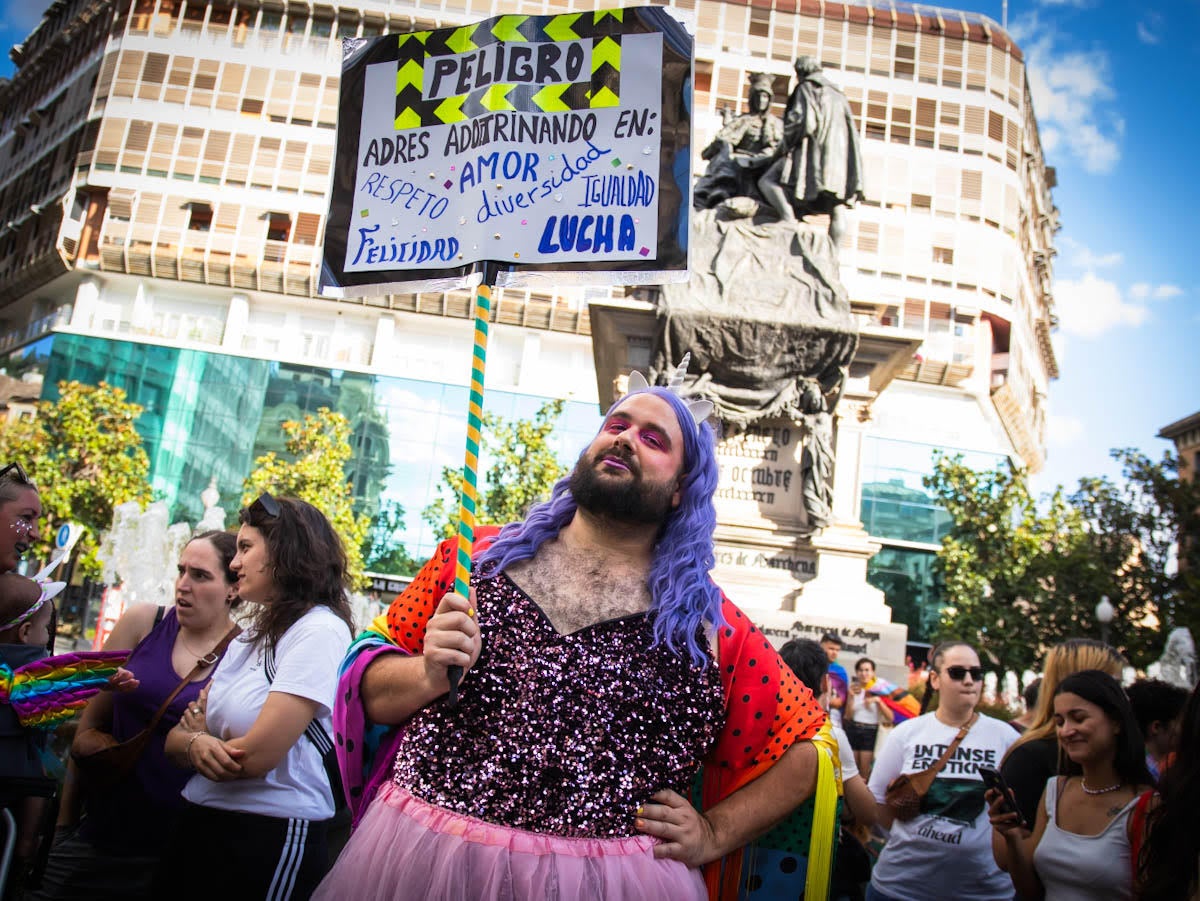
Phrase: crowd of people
[{"left": 0, "top": 374, "right": 1197, "bottom": 901}]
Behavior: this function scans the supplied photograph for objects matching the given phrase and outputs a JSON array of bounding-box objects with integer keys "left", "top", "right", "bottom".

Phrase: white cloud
[
  {"left": 1130, "top": 282, "right": 1184, "bottom": 301},
  {"left": 1015, "top": 16, "right": 1125, "bottom": 174},
  {"left": 1060, "top": 236, "right": 1122, "bottom": 270},
  {"left": 1054, "top": 272, "right": 1147, "bottom": 338},
  {"left": 1047, "top": 412, "right": 1085, "bottom": 447},
  {"left": 1036, "top": 0, "right": 1092, "bottom": 7},
  {"left": 1137, "top": 13, "right": 1164, "bottom": 45}
]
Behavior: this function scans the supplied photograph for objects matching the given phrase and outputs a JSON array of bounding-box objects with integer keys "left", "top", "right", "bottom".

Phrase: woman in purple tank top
[{"left": 29, "top": 531, "right": 240, "bottom": 901}]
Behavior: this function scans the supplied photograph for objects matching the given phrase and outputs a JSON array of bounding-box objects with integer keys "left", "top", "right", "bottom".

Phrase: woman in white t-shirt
[
  {"left": 866, "top": 641, "right": 1017, "bottom": 901},
  {"left": 845, "top": 657, "right": 894, "bottom": 779},
  {"left": 159, "top": 494, "right": 353, "bottom": 901}
]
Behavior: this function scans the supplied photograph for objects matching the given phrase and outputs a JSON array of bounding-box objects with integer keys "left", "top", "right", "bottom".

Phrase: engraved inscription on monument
[
  {"left": 714, "top": 544, "right": 817, "bottom": 581},
  {"left": 714, "top": 421, "right": 803, "bottom": 524}
]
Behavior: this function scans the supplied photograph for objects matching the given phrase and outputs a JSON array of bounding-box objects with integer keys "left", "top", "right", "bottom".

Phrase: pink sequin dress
[{"left": 316, "top": 571, "right": 726, "bottom": 900}]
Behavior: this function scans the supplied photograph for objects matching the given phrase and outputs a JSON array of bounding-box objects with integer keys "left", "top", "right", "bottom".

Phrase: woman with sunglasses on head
[
  {"left": 160, "top": 495, "right": 353, "bottom": 901},
  {"left": 991, "top": 638, "right": 1124, "bottom": 871},
  {"left": 864, "top": 641, "right": 1018, "bottom": 901},
  {"left": 0, "top": 463, "right": 42, "bottom": 574},
  {"left": 989, "top": 669, "right": 1152, "bottom": 899},
  {"left": 32, "top": 531, "right": 240, "bottom": 901}
]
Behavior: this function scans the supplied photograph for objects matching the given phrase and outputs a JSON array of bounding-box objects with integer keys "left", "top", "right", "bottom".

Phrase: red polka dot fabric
[
  {"left": 706, "top": 596, "right": 827, "bottom": 793},
  {"left": 384, "top": 527, "right": 501, "bottom": 655},
  {"left": 701, "top": 596, "right": 828, "bottom": 901}
]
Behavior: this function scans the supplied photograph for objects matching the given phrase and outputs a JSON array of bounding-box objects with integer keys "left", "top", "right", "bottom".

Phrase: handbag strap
[
  {"left": 145, "top": 621, "right": 242, "bottom": 734},
  {"left": 922, "top": 712, "right": 977, "bottom": 781}
]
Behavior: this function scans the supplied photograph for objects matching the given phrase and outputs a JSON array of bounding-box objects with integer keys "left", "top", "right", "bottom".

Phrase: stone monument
[
  {"left": 591, "top": 60, "right": 911, "bottom": 680},
  {"left": 1148, "top": 627, "right": 1198, "bottom": 689}
]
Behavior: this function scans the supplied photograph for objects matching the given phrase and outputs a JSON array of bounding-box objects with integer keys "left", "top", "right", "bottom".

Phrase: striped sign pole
[{"left": 446, "top": 282, "right": 492, "bottom": 706}]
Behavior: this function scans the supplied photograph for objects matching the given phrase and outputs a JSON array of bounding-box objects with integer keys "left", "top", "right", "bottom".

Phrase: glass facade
[
  {"left": 7, "top": 333, "right": 602, "bottom": 561},
  {"left": 859, "top": 436, "right": 1007, "bottom": 641},
  {"left": 867, "top": 547, "right": 941, "bottom": 643},
  {"left": 860, "top": 436, "right": 1004, "bottom": 545}
]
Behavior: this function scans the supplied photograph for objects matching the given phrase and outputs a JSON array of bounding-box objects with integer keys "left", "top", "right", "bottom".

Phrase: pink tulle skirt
[{"left": 313, "top": 783, "right": 707, "bottom": 900}]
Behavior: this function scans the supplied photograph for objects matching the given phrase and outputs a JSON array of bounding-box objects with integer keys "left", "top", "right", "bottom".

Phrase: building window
[
  {"left": 748, "top": 7, "right": 770, "bottom": 38},
  {"left": 187, "top": 203, "right": 212, "bottom": 231},
  {"left": 932, "top": 246, "right": 954, "bottom": 265},
  {"left": 266, "top": 212, "right": 291, "bottom": 241},
  {"left": 70, "top": 191, "right": 90, "bottom": 220}
]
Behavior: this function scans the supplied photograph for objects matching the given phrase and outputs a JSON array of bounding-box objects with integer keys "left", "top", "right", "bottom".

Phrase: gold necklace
[{"left": 177, "top": 630, "right": 222, "bottom": 666}]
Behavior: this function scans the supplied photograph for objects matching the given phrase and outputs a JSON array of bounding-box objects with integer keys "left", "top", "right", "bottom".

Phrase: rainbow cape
[
  {"left": 332, "top": 530, "right": 841, "bottom": 900},
  {"left": 863, "top": 676, "right": 921, "bottom": 723},
  {"left": 0, "top": 649, "right": 130, "bottom": 730}
]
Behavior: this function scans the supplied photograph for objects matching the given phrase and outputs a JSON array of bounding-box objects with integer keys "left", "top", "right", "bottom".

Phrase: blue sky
[
  {"left": 974, "top": 0, "right": 1200, "bottom": 495},
  {"left": 2, "top": 0, "right": 1196, "bottom": 496}
]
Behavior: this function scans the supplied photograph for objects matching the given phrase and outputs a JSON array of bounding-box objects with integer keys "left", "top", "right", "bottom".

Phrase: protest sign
[{"left": 320, "top": 7, "right": 693, "bottom": 298}]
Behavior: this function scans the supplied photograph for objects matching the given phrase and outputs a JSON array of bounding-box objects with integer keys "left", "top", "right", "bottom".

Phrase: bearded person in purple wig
[{"left": 315, "top": 360, "right": 832, "bottom": 901}]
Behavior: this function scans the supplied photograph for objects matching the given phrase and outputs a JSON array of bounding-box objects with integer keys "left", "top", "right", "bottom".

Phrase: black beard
[{"left": 568, "top": 449, "right": 676, "bottom": 525}]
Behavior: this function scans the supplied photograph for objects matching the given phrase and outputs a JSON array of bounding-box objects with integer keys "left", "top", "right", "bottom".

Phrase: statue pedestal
[{"left": 588, "top": 214, "right": 921, "bottom": 680}]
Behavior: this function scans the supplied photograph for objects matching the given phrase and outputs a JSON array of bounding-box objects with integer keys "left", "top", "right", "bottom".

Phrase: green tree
[
  {"left": 0, "top": 380, "right": 152, "bottom": 576},
  {"left": 923, "top": 454, "right": 1075, "bottom": 675},
  {"left": 243, "top": 407, "right": 370, "bottom": 589},
  {"left": 362, "top": 499, "right": 419, "bottom": 577},
  {"left": 1069, "top": 449, "right": 1200, "bottom": 662},
  {"left": 423, "top": 399, "right": 566, "bottom": 541},
  {"left": 925, "top": 450, "right": 1200, "bottom": 672}
]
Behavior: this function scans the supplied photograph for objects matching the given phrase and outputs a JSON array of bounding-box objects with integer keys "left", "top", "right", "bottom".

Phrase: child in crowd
[{"left": 0, "top": 572, "right": 63, "bottom": 870}]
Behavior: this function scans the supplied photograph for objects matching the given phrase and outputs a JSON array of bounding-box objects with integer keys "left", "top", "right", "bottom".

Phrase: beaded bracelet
[{"left": 185, "top": 730, "right": 208, "bottom": 768}]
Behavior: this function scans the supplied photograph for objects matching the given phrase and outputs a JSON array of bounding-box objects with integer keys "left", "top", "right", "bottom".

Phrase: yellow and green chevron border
[{"left": 393, "top": 9, "right": 647, "bottom": 130}]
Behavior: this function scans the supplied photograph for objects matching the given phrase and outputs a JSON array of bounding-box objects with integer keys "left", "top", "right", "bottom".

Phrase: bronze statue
[
  {"left": 758, "top": 56, "right": 864, "bottom": 243},
  {"left": 693, "top": 73, "right": 782, "bottom": 210},
  {"left": 797, "top": 374, "right": 842, "bottom": 529}
]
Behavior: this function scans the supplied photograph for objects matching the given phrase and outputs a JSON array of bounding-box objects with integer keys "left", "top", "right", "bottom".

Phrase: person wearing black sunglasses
[
  {"left": 864, "top": 641, "right": 1020, "bottom": 901},
  {"left": 160, "top": 494, "right": 354, "bottom": 901},
  {"left": 0, "top": 463, "right": 41, "bottom": 574}
]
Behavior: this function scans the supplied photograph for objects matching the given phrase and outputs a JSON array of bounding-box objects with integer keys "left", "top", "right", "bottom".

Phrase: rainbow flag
[
  {"left": 0, "top": 650, "right": 130, "bottom": 730},
  {"left": 864, "top": 676, "right": 921, "bottom": 723}
]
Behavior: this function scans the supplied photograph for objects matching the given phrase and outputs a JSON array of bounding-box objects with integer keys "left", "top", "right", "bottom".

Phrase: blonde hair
[{"left": 1009, "top": 638, "right": 1124, "bottom": 753}]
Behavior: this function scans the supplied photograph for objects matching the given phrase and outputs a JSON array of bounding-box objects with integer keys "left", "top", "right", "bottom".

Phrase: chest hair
[{"left": 506, "top": 539, "right": 652, "bottom": 635}]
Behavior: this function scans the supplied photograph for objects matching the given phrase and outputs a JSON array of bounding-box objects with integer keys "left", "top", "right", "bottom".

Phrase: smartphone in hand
[{"left": 979, "top": 765, "right": 1027, "bottom": 829}]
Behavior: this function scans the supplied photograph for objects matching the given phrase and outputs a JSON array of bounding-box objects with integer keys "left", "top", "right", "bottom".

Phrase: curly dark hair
[
  {"left": 1138, "top": 682, "right": 1200, "bottom": 901},
  {"left": 238, "top": 496, "right": 353, "bottom": 650},
  {"left": 189, "top": 530, "right": 242, "bottom": 609}
]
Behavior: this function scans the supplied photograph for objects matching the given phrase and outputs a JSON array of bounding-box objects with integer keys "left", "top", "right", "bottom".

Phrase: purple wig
[{"left": 476, "top": 386, "right": 725, "bottom": 665}]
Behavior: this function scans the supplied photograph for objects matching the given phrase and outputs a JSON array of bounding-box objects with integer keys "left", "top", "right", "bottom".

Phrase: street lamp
[{"left": 1095, "top": 596, "right": 1115, "bottom": 646}]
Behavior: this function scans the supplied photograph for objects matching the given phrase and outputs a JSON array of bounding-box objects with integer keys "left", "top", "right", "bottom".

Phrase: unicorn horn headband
[
  {"left": 1, "top": 551, "right": 69, "bottom": 631},
  {"left": 625, "top": 353, "right": 714, "bottom": 428},
  {"left": 1, "top": 579, "right": 66, "bottom": 631}
]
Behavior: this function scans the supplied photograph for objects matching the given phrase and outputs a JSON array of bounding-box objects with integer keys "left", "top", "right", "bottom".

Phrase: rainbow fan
[{"left": 0, "top": 650, "right": 130, "bottom": 730}]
